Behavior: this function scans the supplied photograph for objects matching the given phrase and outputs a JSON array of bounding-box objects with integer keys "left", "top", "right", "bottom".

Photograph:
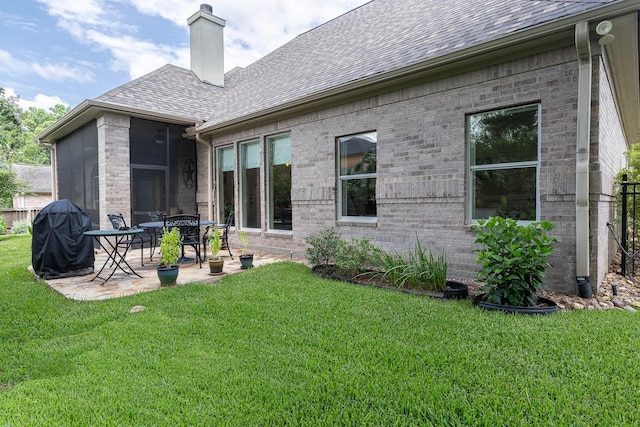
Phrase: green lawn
[{"left": 1, "top": 234, "right": 639, "bottom": 426}]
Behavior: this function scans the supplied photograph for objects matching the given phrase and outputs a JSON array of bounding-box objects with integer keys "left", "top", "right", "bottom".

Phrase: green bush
[
  {"left": 0, "top": 215, "right": 6, "bottom": 235},
  {"left": 473, "top": 216, "right": 557, "bottom": 306},
  {"left": 159, "top": 227, "right": 182, "bottom": 266},
  {"left": 305, "top": 227, "right": 342, "bottom": 266},
  {"left": 9, "top": 219, "right": 30, "bottom": 235},
  {"left": 335, "top": 237, "right": 383, "bottom": 278}
]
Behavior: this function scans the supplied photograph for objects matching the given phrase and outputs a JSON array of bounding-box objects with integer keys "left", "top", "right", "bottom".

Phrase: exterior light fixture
[
  {"left": 596, "top": 20, "right": 614, "bottom": 45},
  {"left": 154, "top": 130, "right": 165, "bottom": 145}
]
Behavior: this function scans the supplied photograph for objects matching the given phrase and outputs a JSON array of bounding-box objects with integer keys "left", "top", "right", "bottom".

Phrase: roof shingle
[{"left": 90, "top": 0, "right": 620, "bottom": 128}]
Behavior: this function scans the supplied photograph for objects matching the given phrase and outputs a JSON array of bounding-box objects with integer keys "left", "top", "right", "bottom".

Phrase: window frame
[
  {"left": 266, "top": 133, "right": 292, "bottom": 233},
  {"left": 216, "top": 145, "right": 235, "bottom": 227},
  {"left": 337, "top": 131, "right": 378, "bottom": 222},
  {"left": 466, "top": 103, "right": 541, "bottom": 224},
  {"left": 239, "top": 139, "right": 262, "bottom": 230}
]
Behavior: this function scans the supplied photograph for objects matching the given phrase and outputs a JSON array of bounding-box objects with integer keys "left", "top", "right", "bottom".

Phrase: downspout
[
  {"left": 575, "top": 21, "right": 593, "bottom": 298},
  {"left": 43, "top": 139, "right": 58, "bottom": 200},
  {"left": 195, "top": 132, "right": 214, "bottom": 220}
]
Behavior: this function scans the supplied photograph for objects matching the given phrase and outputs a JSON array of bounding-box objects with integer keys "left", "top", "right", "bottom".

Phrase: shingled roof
[
  {"left": 12, "top": 164, "right": 52, "bottom": 193},
  {"left": 48, "top": 0, "right": 625, "bottom": 135},
  {"left": 203, "top": 0, "right": 620, "bottom": 127},
  {"left": 94, "top": 64, "right": 224, "bottom": 122}
]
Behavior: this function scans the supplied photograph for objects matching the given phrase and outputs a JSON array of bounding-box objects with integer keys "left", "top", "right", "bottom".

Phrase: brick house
[
  {"left": 12, "top": 163, "right": 52, "bottom": 209},
  {"left": 38, "top": 0, "right": 640, "bottom": 294}
]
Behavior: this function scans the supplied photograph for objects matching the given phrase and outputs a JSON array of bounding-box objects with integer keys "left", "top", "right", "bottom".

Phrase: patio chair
[
  {"left": 203, "top": 211, "right": 234, "bottom": 260},
  {"left": 107, "top": 213, "right": 149, "bottom": 266},
  {"left": 163, "top": 213, "right": 203, "bottom": 268},
  {"left": 145, "top": 211, "right": 165, "bottom": 259}
]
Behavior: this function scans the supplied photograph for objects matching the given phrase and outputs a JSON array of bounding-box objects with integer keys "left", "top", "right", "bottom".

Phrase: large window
[
  {"left": 268, "top": 134, "right": 292, "bottom": 231},
  {"left": 467, "top": 104, "right": 540, "bottom": 221},
  {"left": 240, "top": 140, "right": 261, "bottom": 229},
  {"left": 217, "top": 146, "right": 235, "bottom": 226},
  {"left": 338, "top": 131, "right": 377, "bottom": 219}
]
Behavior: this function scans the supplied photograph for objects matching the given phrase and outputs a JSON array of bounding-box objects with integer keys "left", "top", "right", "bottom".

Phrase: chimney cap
[{"left": 200, "top": 4, "right": 213, "bottom": 13}]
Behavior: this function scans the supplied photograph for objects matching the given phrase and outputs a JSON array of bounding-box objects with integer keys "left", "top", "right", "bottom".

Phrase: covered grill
[{"left": 31, "top": 199, "right": 95, "bottom": 279}]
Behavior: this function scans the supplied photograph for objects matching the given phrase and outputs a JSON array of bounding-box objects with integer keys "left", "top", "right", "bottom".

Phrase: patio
[{"left": 38, "top": 245, "right": 298, "bottom": 301}]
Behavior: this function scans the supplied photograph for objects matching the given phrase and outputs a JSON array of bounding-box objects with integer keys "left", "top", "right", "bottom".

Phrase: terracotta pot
[{"left": 208, "top": 257, "right": 224, "bottom": 274}]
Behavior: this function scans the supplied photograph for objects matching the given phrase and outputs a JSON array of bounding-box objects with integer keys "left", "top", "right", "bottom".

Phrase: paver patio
[{"left": 36, "top": 245, "right": 297, "bottom": 301}]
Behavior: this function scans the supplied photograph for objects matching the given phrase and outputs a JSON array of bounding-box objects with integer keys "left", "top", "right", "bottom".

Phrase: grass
[{"left": 1, "top": 234, "right": 640, "bottom": 426}]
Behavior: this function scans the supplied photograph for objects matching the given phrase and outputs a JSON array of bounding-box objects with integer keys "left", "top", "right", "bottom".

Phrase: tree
[
  {"left": 0, "top": 87, "right": 70, "bottom": 166},
  {"left": 13, "top": 104, "right": 70, "bottom": 165},
  {"left": 0, "top": 87, "right": 22, "bottom": 166}
]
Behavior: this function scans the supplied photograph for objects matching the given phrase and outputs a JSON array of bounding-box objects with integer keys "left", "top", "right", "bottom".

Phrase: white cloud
[
  {"left": 83, "top": 30, "right": 188, "bottom": 79},
  {"left": 37, "top": 0, "right": 108, "bottom": 26},
  {"left": 0, "top": 49, "right": 94, "bottom": 83},
  {"left": 32, "top": 62, "right": 95, "bottom": 83},
  {"left": 5, "top": 87, "right": 68, "bottom": 111},
  {"left": 36, "top": 0, "right": 369, "bottom": 79}
]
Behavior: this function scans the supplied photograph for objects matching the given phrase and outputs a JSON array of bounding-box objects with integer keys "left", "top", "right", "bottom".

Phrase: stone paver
[{"left": 37, "top": 246, "right": 291, "bottom": 301}]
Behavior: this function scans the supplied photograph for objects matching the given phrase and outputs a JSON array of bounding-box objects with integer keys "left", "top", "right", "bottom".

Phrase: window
[
  {"left": 217, "top": 146, "right": 235, "bottom": 226},
  {"left": 467, "top": 104, "right": 540, "bottom": 221},
  {"left": 240, "top": 140, "right": 261, "bottom": 229},
  {"left": 338, "top": 131, "right": 377, "bottom": 219},
  {"left": 268, "top": 134, "right": 292, "bottom": 231}
]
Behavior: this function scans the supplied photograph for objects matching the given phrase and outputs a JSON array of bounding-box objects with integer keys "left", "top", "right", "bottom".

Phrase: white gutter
[
  {"left": 195, "top": 132, "right": 214, "bottom": 220},
  {"left": 49, "top": 143, "right": 58, "bottom": 200},
  {"left": 575, "top": 21, "right": 593, "bottom": 298}
]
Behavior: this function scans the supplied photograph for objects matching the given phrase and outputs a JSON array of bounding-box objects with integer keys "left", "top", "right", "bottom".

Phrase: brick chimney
[{"left": 188, "top": 4, "right": 226, "bottom": 87}]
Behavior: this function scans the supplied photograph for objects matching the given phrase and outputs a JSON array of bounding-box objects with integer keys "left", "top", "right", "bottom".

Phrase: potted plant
[
  {"left": 207, "top": 227, "right": 224, "bottom": 274},
  {"left": 238, "top": 230, "right": 253, "bottom": 269},
  {"left": 157, "top": 227, "right": 182, "bottom": 286},
  {"left": 472, "top": 216, "right": 558, "bottom": 314}
]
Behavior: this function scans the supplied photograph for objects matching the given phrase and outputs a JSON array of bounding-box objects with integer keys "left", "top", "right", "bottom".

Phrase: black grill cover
[{"left": 31, "top": 199, "right": 95, "bottom": 279}]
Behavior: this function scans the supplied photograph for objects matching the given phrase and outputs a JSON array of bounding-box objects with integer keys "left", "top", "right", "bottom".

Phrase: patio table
[
  {"left": 84, "top": 228, "right": 147, "bottom": 284},
  {"left": 138, "top": 220, "right": 217, "bottom": 262}
]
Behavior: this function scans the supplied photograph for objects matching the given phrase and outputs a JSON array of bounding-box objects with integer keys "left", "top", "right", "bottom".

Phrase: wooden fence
[{"left": 0, "top": 208, "right": 41, "bottom": 229}]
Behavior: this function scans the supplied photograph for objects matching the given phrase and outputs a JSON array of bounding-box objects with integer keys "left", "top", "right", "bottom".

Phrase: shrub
[
  {"left": 159, "top": 227, "right": 182, "bottom": 267},
  {"left": 381, "top": 238, "right": 448, "bottom": 291},
  {"left": 305, "top": 227, "right": 342, "bottom": 266},
  {"left": 208, "top": 227, "right": 222, "bottom": 257},
  {"left": 335, "top": 237, "right": 383, "bottom": 278},
  {"left": 473, "top": 216, "right": 557, "bottom": 306},
  {"left": 0, "top": 215, "right": 6, "bottom": 235},
  {"left": 9, "top": 219, "right": 30, "bottom": 235}
]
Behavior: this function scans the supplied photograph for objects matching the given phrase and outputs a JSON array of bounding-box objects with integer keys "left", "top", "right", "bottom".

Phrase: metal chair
[
  {"left": 203, "top": 211, "right": 234, "bottom": 260},
  {"left": 146, "top": 211, "right": 165, "bottom": 260},
  {"left": 107, "top": 213, "right": 149, "bottom": 266},
  {"left": 163, "top": 213, "right": 203, "bottom": 268}
]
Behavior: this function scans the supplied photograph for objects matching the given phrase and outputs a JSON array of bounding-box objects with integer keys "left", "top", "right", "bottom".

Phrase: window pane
[
  {"left": 473, "top": 167, "right": 536, "bottom": 220},
  {"left": 470, "top": 105, "right": 538, "bottom": 166},
  {"left": 339, "top": 132, "right": 377, "bottom": 176},
  {"left": 341, "top": 178, "right": 377, "bottom": 217},
  {"left": 269, "top": 135, "right": 292, "bottom": 230},
  {"left": 220, "top": 147, "right": 234, "bottom": 172},
  {"left": 241, "top": 142, "right": 261, "bottom": 228},
  {"left": 218, "top": 147, "right": 235, "bottom": 224},
  {"left": 270, "top": 134, "right": 291, "bottom": 166}
]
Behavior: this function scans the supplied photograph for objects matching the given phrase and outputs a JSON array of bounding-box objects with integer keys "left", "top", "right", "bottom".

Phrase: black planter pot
[
  {"left": 444, "top": 280, "right": 469, "bottom": 300},
  {"left": 239, "top": 254, "right": 254, "bottom": 269},
  {"left": 473, "top": 294, "right": 558, "bottom": 315},
  {"left": 157, "top": 265, "right": 179, "bottom": 286}
]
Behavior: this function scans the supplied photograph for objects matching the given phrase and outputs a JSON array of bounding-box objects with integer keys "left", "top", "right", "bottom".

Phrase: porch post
[{"left": 97, "top": 113, "right": 131, "bottom": 229}]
